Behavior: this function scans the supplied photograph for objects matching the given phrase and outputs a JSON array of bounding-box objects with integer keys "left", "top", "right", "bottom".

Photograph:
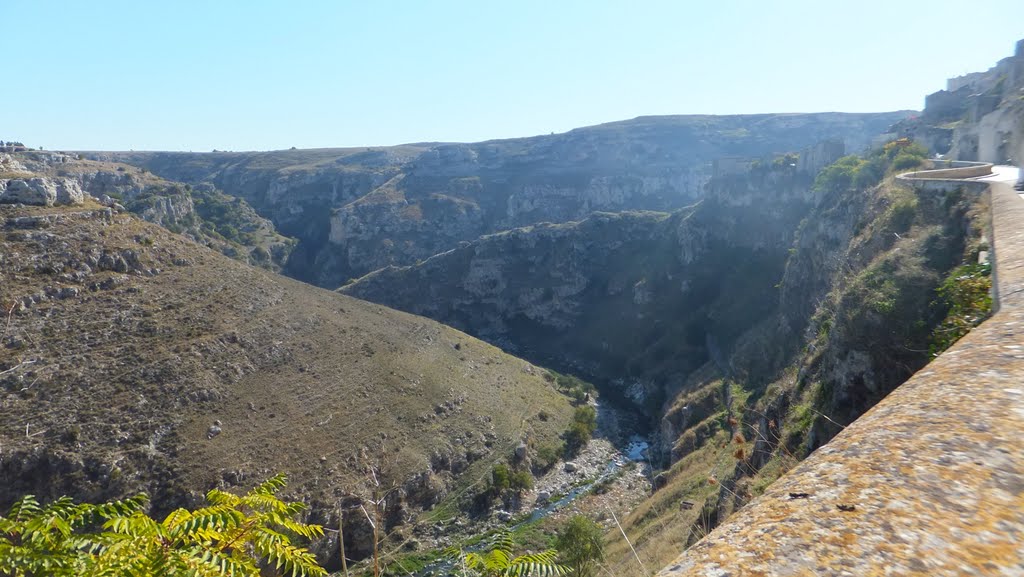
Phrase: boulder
[
  {"left": 0, "top": 177, "right": 85, "bottom": 206},
  {"left": 55, "top": 178, "right": 85, "bottom": 205},
  {"left": 653, "top": 472, "right": 668, "bottom": 490},
  {"left": 514, "top": 442, "right": 528, "bottom": 460},
  {"left": 1, "top": 179, "right": 56, "bottom": 206},
  {"left": 563, "top": 462, "right": 578, "bottom": 473},
  {"left": 0, "top": 153, "right": 28, "bottom": 173}
]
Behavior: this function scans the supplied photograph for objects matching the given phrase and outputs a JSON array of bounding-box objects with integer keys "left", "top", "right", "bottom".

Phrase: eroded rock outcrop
[
  {"left": 0, "top": 177, "right": 84, "bottom": 206},
  {"left": 1, "top": 150, "right": 297, "bottom": 272}
]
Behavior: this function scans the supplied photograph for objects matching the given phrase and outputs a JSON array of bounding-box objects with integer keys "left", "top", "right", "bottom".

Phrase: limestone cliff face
[
  {"left": 87, "top": 112, "right": 911, "bottom": 287},
  {"left": 341, "top": 164, "right": 817, "bottom": 408},
  {"left": 320, "top": 174, "right": 487, "bottom": 284},
  {"left": 133, "top": 192, "right": 195, "bottom": 227}
]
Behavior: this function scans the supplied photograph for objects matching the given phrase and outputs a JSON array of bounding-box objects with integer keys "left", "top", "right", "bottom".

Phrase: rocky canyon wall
[{"left": 86, "top": 112, "right": 911, "bottom": 287}]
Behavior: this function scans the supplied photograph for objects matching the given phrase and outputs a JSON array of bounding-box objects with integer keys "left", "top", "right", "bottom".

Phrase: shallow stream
[{"left": 417, "top": 432, "right": 650, "bottom": 576}]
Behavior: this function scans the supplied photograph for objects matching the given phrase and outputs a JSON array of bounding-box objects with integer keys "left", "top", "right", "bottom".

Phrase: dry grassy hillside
[{"left": 0, "top": 202, "right": 573, "bottom": 560}]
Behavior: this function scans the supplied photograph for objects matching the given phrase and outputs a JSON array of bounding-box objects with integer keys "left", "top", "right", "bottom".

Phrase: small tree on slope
[{"left": 555, "top": 515, "right": 605, "bottom": 577}]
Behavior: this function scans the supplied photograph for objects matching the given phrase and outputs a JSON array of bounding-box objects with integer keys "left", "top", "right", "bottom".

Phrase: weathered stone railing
[
  {"left": 897, "top": 160, "right": 993, "bottom": 192},
  {"left": 913, "top": 159, "right": 993, "bottom": 176},
  {"left": 656, "top": 167, "right": 1024, "bottom": 576}
]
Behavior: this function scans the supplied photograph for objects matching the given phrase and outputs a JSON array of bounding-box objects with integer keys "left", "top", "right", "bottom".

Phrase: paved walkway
[
  {"left": 977, "top": 164, "right": 1023, "bottom": 200},
  {"left": 656, "top": 172, "right": 1024, "bottom": 576}
]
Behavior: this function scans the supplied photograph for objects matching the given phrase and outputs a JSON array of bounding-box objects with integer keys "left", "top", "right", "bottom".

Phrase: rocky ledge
[{"left": 0, "top": 177, "right": 86, "bottom": 206}]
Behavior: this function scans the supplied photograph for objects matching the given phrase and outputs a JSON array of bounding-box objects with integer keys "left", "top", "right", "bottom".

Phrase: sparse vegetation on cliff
[
  {"left": 813, "top": 139, "right": 928, "bottom": 194},
  {"left": 929, "top": 262, "right": 993, "bottom": 355},
  {"left": 2, "top": 150, "right": 296, "bottom": 272}
]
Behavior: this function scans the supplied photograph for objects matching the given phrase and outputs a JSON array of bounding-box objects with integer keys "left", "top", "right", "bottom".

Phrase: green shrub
[
  {"left": 217, "top": 224, "right": 240, "bottom": 241},
  {"left": 885, "top": 197, "right": 918, "bottom": 233},
  {"left": 564, "top": 422, "right": 592, "bottom": 456},
  {"left": 564, "top": 406, "right": 598, "bottom": 456},
  {"left": 554, "top": 372, "right": 596, "bottom": 404},
  {"left": 814, "top": 155, "right": 868, "bottom": 193},
  {"left": 892, "top": 152, "right": 926, "bottom": 171},
  {"left": 816, "top": 139, "right": 929, "bottom": 194},
  {"left": 489, "top": 463, "right": 534, "bottom": 498},
  {"left": 929, "top": 263, "right": 992, "bottom": 355},
  {"left": 491, "top": 463, "right": 511, "bottom": 494},
  {"left": 883, "top": 138, "right": 928, "bottom": 162},
  {"left": 573, "top": 406, "right": 597, "bottom": 429},
  {"left": 569, "top": 388, "right": 588, "bottom": 404},
  {"left": 535, "top": 442, "right": 564, "bottom": 471},
  {"left": 510, "top": 469, "right": 534, "bottom": 492},
  {"left": 860, "top": 268, "right": 900, "bottom": 316},
  {"left": 853, "top": 155, "right": 887, "bottom": 189}
]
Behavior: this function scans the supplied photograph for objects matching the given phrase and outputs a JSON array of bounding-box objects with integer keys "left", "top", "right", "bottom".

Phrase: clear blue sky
[{"left": 4, "top": 0, "right": 1021, "bottom": 151}]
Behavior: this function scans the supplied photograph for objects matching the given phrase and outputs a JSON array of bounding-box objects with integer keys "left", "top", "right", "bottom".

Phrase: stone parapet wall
[
  {"left": 899, "top": 160, "right": 993, "bottom": 180},
  {"left": 897, "top": 162, "right": 993, "bottom": 193},
  {"left": 901, "top": 178, "right": 990, "bottom": 194},
  {"left": 991, "top": 182, "right": 1024, "bottom": 310}
]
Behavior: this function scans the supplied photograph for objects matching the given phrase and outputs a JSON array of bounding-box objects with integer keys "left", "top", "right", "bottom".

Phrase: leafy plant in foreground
[
  {"left": 0, "top": 474, "right": 326, "bottom": 577},
  {"left": 449, "top": 531, "right": 567, "bottom": 577}
]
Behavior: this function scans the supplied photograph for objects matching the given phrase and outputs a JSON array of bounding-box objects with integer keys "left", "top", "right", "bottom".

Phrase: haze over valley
[{"left": 2, "top": 4, "right": 1024, "bottom": 576}]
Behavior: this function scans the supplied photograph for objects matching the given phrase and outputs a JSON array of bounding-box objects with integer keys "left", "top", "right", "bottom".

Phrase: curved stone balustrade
[
  {"left": 900, "top": 159, "right": 994, "bottom": 179},
  {"left": 897, "top": 161, "right": 994, "bottom": 193}
]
